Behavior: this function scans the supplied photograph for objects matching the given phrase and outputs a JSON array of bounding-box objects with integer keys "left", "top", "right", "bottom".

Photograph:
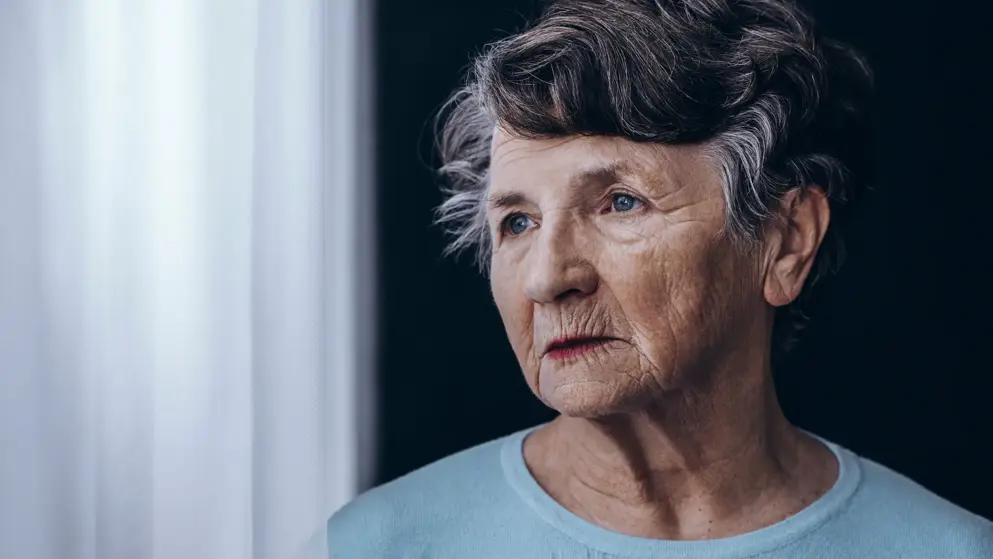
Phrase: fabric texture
[{"left": 329, "top": 424, "right": 993, "bottom": 558}]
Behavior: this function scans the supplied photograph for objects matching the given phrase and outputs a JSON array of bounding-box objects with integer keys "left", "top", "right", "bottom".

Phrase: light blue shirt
[{"left": 329, "top": 424, "right": 993, "bottom": 558}]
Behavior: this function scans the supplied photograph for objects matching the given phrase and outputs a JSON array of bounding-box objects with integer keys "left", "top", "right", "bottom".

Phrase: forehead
[{"left": 488, "top": 128, "right": 682, "bottom": 194}]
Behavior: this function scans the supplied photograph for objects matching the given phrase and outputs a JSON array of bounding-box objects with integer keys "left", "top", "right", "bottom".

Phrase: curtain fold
[{"left": 0, "top": 0, "right": 370, "bottom": 557}]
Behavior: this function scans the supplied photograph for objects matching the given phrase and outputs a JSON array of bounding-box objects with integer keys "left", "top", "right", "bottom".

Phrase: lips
[{"left": 543, "top": 336, "right": 618, "bottom": 360}]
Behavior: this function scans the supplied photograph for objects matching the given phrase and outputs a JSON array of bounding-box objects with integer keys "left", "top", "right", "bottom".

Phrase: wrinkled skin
[
  {"left": 486, "top": 129, "right": 837, "bottom": 540},
  {"left": 489, "top": 132, "right": 770, "bottom": 415}
]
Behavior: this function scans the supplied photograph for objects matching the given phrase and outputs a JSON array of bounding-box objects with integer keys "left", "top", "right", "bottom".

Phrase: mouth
[{"left": 543, "top": 336, "right": 619, "bottom": 360}]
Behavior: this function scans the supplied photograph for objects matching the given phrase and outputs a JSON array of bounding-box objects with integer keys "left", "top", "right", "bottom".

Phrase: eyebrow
[
  {"left": 486, "top": 161, "right": 634, "bottom": 210},
  {"left": 487, "top": 191, "right": 530, "bottom": 210}
]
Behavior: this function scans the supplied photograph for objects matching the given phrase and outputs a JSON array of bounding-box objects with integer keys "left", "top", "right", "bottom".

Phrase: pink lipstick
[{"left": 544, "top": 336, "right": 616, "bottom": 360}]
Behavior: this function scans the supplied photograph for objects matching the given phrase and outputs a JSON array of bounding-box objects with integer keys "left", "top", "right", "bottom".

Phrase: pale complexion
[{"left": 487, "top": 128, "right": 839, "bottom": 540}]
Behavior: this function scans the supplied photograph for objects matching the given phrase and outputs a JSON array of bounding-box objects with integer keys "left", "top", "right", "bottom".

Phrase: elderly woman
[{"left": 330, "top": 0, "right": 993, "bottom": 557}]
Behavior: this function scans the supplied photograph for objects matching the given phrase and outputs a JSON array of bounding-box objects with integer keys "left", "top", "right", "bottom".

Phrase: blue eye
[
  {"left": 611, "top": 193, "right": 642, "bottom": 212},
  {"left": 504, "top": 213, "right": 533, "bottom": 236}
]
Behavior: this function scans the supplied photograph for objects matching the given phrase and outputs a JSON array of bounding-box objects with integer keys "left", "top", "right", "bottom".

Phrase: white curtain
[{"left": 0, "top": 0, "right": 375, "bottom": 557}]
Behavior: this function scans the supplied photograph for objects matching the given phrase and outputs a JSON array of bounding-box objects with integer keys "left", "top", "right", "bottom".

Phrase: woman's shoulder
[
  {"left": 844, "top": 451, "right": 993, "bottom": 557},
  {"left": 334, "top": 430, "right": 511, "bottom": 516},
  {"left": 327, "top": 428, "right": 529, "bottom": 557}
]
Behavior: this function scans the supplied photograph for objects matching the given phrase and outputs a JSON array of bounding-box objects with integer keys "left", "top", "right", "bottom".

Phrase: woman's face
[{"left": 487, "top": 130, "right": 768, "bottom": 417}]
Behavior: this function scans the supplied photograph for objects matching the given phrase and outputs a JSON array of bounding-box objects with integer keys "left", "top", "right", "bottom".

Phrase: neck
[{"left": 524, "top": 361, "right": 838, "bottom": 540}]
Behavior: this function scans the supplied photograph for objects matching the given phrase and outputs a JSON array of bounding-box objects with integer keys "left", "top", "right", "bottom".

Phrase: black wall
[{"left": 373, "top": 0, "right": 993, "bottom": 520}]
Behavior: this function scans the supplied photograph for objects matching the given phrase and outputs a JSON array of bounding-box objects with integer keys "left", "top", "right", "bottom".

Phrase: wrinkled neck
[{"left": 525, "top": 367, "right": 833, "bottom": 540}]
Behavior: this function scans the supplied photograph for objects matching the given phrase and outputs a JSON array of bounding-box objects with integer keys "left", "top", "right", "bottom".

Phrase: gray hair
[{"left": 433, "top": 0, "right": 874, "bottom": 361}]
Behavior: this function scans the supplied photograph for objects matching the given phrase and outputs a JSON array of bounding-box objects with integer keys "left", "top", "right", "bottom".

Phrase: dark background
[{"left": 371, "top": 0, "right": 993, "bottom": 520}]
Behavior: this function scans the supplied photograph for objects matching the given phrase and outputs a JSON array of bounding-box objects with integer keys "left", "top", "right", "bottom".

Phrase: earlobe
[{"left": 764, "top": 267, "right": 795, "bottom": 307}]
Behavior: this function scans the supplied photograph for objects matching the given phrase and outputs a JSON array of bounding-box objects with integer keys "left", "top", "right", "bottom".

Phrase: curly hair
[{"left": 433, "top": 0, "right": 874, "bottom": 362}]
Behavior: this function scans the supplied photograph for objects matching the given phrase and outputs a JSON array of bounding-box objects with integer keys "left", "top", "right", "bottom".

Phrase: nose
[{"left": 523, "top": 212, "right": 599, "bottom": 304}]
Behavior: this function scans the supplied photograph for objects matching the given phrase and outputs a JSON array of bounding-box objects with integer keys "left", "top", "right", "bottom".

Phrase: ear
[{"left": 763, "top": 187, "right": 831, "bottom": 308}]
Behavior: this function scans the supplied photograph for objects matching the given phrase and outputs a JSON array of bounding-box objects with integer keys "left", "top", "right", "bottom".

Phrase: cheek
[
  {"left": 606, "top": 231, "right": 730, "bottom": 367},
  {"left": 490, "top": 264, "right": 538, "bottom": 368}
]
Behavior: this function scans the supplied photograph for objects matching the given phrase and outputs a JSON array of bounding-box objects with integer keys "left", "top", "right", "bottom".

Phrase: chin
[{"left": 538, "top": 377, "right": 650, "bottom": 418}]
